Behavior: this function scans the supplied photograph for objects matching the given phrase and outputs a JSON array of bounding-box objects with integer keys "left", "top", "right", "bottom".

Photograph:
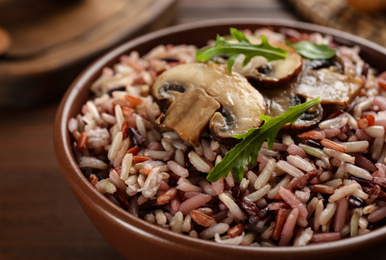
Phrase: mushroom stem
[{"left": 159, "top": 88, "right": 220, "bottom": 146}]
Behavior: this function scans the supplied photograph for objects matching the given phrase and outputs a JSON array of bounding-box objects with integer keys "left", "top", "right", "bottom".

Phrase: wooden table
[{"left": 0, "top": 1, "right": 373, "bottom": 259}]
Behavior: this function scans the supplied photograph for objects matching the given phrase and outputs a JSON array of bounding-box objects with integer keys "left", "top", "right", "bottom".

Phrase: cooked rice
[{"left": 69, "top": 27, "right": 386, "bottom": 247}]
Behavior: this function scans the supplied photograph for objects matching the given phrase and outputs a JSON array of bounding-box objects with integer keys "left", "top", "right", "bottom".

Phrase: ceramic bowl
[{"left": 54, "top": 19, "right": 386, "bottom": 260}]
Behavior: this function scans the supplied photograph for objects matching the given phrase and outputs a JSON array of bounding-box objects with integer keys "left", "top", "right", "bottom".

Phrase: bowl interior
[{"left": 54, "top": 18, "right": 386, "bottom": 260}]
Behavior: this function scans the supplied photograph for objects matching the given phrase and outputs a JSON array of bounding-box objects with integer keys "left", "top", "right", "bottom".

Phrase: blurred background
[{"left": 0, "top": 0, "right": 385, "bottom": 259}]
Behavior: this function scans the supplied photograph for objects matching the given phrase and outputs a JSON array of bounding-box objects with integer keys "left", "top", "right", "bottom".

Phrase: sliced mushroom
[
  {"left": 260, "top": 86, "right": 323, "bottom": 130},
  {"left": 294, "top": 69, "right": 363, "bottom": 108},
  {"left": 304, "top": 56, "right": 344, "bottom": 74},
  {"left": 152, "top": 62, "right": 266, "bottom": 146},
  {"left": 232, "top": 43, "right": 303, "bottom": 89}
]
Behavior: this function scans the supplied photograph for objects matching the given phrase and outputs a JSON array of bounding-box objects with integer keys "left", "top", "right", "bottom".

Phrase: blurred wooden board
[
  {"left": 285, "top": 0, "right": 386, "bottom": 47},
  {"left": 0, "top": 0, "right": 178, "bottom": 107}
]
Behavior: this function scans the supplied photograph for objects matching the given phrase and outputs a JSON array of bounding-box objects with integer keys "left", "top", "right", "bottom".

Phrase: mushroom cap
[
  {"left": 232, "top": 43, "right": 303, "bottom": 89},
  {"left": 152, "top": 62, "right": 266, "bottom": 145},
  {"left": 294, "top": 69, "right": 363, "bottom": 108}
]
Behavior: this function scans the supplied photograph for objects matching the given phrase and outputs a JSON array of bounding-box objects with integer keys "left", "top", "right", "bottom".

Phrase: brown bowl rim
[{"left": 54, "top": 18, "right": 386, "bottom": 257}]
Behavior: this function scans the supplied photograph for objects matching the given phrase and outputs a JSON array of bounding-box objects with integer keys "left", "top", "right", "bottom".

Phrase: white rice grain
[
  {"left": 319, "top": 202, "right": 337, "bottom": 225},
  {"left": 318, "top": 116, "right": 347, "bottom": 129},
  {"left": 244, "top": 184, "right": 271, "bottom": 202},
  {"left": 214, "top": 232, "right": 244, "bottom": 245},
  {"left": 287, "top": 155, "right": 315, "bottom": 172},
  {"left": 254, "top": 158, "right": 276, "bottom": 189},
  {"left": 364, "top": 125, "right": 385, "bottom": 138},
  {"left": 120, "top": 153, "right": 133, "bottom": 181},
  {"left": 79, "top": 156, "right": 109, "bottom": 170},
  {"left": 114, "top": 105, "right": 124, "bottom": 130},
  {"left": 277, "top": 160, "right": 304, "bottom": 178},
  {"left": 155, "top": 209, "right": 167, "bottom": 225},
  {"left": 188, "top": 151, "right": 212, "bottom": 173},
  {"left": 170, "top": 211, "right": 184, "bottom": 233},
  {"left": 177, "top": 178, "right": 203, "bottom": 193},
  {"left": 174, "top": 149, "right": 185, "bottom": 166},
  {"left": 323, "top": 148, "right": 355, "bottom": 164},
  {"left": 95, "top": 179, "right": 117, "bottom": 194},
  {"left": 341, "top": 141, "right": 369, "bottom": 153},
  {"left": 344, "top": 112, "right": 359, "bottom": 130},
  {"left": 294, "top": 227, "right": 313, "bottom": 246},
  {"left": 109, "top": 169, "right": 127, "bottom": 191},
  {"left": 329, "top": 183, "right": 360, "bottom": 202},
  {"left": 167, "top": 160, "right": 189, "bottom": 178},
  {"left": 345, "top": 163, "right": 373, "bottom": 180},
  {"left": 199, "top": 223, "right": 229, "bottom": 239},
  {"left": 298, "top": 144, "right": 325, "bottom": 158},
  {"left": 267, "top": 175, "right": 291, "bottom": 200},
  {"left": 108, "top": 131, "right": 123, "bottom": 161},
  {"left": 371, "top": 137, "right": 384, "bottom": 160},
  {"left": 219, "top": 193, "right": 247, "bottom": 221},
  {"left": 181, "top": 213, "right": 192, "bottom": 233}
]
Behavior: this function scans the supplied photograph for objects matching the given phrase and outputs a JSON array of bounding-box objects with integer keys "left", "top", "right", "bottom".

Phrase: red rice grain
[
  {"left": 279, "top": 208, "right": 299, "bottom": 246},
  {"left": 179, "top": 193, "right": 212, "bottom": 215},
  {"left": 311, "top": 232, "right": 341, "bottom": 243}
]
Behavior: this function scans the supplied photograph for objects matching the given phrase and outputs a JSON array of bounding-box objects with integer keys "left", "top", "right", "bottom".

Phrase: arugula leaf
[
  {"left": 206, "top": 97, "right": 321, "bottom": 182},
  {"left": 196, "top": 28, "right": 287, "bottom": 72},
  {"left": 288, "top": 41, "right": 336, "bottom": 60}
]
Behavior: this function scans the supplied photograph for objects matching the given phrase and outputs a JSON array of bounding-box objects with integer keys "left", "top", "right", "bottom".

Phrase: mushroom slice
[
  {"left": 152, "top": 62, "right": 266, "bottom": 146},
  {"left": 260, "top": 85, "right": 323, "bottom": 130},
  {"left": 232, "top": 43, "right": 303, "bottom": 89},
  {"left": 294, "top": 69, "right": 363, "bottom": 108}
]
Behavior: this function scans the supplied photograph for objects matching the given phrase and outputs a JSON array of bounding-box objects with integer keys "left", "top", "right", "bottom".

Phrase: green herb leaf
[
  {"left": 288, "top": 41, "right": 336, "bottom": 60},
  {"left": 196, "top": 28, "right": 287, "bottom": 72},
  {"left": 206, "top": 97, "right": 321, "bottom": 182}
]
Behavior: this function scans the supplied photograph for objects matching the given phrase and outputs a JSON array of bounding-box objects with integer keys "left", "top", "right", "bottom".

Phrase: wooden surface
[
  {"left": 0, "top": 1, "right": 380, "bottom": 259},
  {"left": 0, "top": 0, "right": 178, "bottom": 107},
  {"left": 286, "top": 0, "right": 386, "bottom": 47}
]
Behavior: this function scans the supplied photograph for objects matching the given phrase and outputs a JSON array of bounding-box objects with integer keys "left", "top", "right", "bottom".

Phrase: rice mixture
[{"left": 68, "top": 28, "right": 386, "bottom": 246}]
